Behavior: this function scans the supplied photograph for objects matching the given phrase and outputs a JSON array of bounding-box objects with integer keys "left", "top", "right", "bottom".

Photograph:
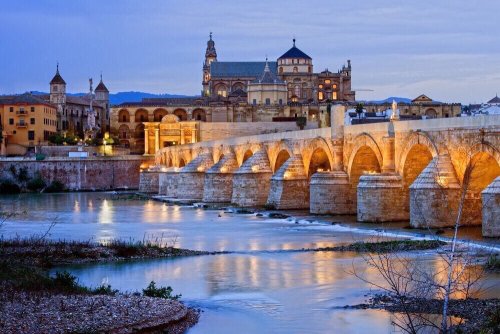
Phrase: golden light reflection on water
[
  {"left": 98, "top": 199, "right": 113, "bottom": 225},
  {"left": 74, "top": 200, "right": 80, "bottom": 213}
]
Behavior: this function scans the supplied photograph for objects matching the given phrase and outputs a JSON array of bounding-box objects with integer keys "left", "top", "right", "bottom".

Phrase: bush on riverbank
[
  {"left": 0, "top": 179, "right": 21, "bottom": 194},
  {"left": 44, "top": 180, "right": 66, "bottom": 193},
  {"left": 26, "top": 173, "right": 46, "bottom": 192},
  {"left": 143, "top": 281, "right": 181, "bottom": 300}
]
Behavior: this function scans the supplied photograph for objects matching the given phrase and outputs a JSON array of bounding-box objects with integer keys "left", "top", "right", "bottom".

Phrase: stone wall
[
  {"left": 357, "top": 174, "right": 408, "bottom": 222},
  {"left": 139, "top": 171, "right": 160, "bottom": 193},
  {"left": 0, "top": 156, "right": 152, "bottom": 191},
  {"left": 310, "top": 171, "right": 354, "bottom": 215},
  {"left": 482, "top": 177, "right": 500, "bottom": 237}
]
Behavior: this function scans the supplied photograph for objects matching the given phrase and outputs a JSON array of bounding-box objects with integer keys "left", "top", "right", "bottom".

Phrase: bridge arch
[
  {"left": 347, "top": 133, "right": 383, "bottom": 178},
  {"left": 301, "top": 137, "right": 334, "bottom": 177},
  {"left": 462, "top": 145, "right": 500, "bottom": 225},
  {"left": 268, "top": 141, "right": 294, "bottom": 173},
  {"left": 235, "top": 144, "right": 262, "bottom": 166},
  {"left": 398, "top": 131, "right": 439, "bottom": 175}
]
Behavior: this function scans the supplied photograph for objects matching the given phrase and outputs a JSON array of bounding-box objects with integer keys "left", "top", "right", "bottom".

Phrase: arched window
[
  {"left": 318, "top": 92, "right": 324, "bottom": 100},
  {"left": 294, "top": 85, "right": 300, "bottom": 97},
  {"left": 293, "top": 66, "right": 298, "bottom": 73},
  {"left": 279, "top": 67, "right": 283, "bottom": 74}
]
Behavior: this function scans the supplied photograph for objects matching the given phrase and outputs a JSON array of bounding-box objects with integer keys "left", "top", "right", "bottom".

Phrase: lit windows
[
  {"left": 332, "top": 92, "right": 337, "bottom": 100},
  {"left": 318, "top": 92, "right": 324, "bottom": 100},
  {"left": 325, "top": 79, "right": 331, "bottom": 84}
]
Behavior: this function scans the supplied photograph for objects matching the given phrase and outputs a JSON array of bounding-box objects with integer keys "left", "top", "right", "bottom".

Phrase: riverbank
[
  {"left": 0, "top": 237, "right": 213, "bottom": 267},
  {"left": 350, "top": 294, "right": 500, "bottom": 333},
  {"left": 0, "top": 239, "right": 206, "bottom": 333}
]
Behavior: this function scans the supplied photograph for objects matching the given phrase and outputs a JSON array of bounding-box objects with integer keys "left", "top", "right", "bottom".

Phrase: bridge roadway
[{"left": 140, "top": 107, "right": 500, "bottom": 237}]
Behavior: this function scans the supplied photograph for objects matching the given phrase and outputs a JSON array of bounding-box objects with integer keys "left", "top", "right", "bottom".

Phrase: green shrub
[
  {"left": 0, "top": 179, "right": 21, "bottom": 194},
  {"left": 142, "top": 281, "right": 181, "bottom": 300},
  {"left": 27, "top": 174, "right": 46, "bottom": 192},
  {"left": 295, "top": 116, "right": 307, "bottom": 130},
  {"left": 52, "top": 271, "right": 80, "bottom": 291},
  {"left": 45, "top": 180, "right": 65, "bottom": 193},
  {"left": 92, "top": 284, "right": 118, "bottom": 296}
]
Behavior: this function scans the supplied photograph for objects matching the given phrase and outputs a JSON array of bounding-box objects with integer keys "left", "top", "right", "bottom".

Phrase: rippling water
[{"left": 1, "top": 193, "right": 499, "bottom": 334}]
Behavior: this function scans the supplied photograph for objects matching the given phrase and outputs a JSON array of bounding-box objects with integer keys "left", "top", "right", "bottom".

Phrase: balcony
[
  {"left": 16, "top": 122, "right": 27, "bottom": 128},
  {"left": 16, "top": 110, "right": 28, "bottom": 115}
]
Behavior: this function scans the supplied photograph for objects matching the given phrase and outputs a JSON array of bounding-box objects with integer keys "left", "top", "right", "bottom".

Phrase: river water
[{"left": 1, "top": 192, "right": 499, "bottom": 334}]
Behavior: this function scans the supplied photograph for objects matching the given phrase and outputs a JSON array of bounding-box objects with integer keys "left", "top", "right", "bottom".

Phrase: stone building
[
  {"left": 111, "top": 34, "right": 352, "bottom": 153},
  {"left": 40, "top": 65, "right": 110, "bottom": 137},
  {"left": 362, "top": 95, "right": 461, "bottom": 118},
  {"left": 0, "top": 93, "right": 58, "bottom": 155}
]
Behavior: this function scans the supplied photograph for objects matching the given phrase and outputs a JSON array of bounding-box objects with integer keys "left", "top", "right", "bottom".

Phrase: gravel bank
[{"left": 0, "top": 290, "right": 199, "bottom": 334}]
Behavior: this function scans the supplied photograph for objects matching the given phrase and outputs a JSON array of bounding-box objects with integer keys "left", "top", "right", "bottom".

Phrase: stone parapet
[
  {"left": 231, "top": 149, "right": 272, "bottom": 207},
  {"left": 310, "top": 171, "right": 355, "bottom": 214},
  {"left": 410, "top": 155, "right": 461, "bottom": 228},
  {"left": 266, "top": 155, "right": 309, "bottom": 209},
  {"left": 203, "top": 153, "right": 239, "bottom": 203},
  {"left": 357, "top": 173, "right": 408, "bottom": 222},
  {"left": 482, "top": 177, "right": 500, "bottom": 237}
]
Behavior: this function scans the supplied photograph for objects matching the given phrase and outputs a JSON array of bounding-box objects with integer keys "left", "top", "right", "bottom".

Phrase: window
[
  {"left": 9, "top": 118, "right": 14, "bottom": 125},
  {"left": 279, "top": 99, "right": 283, "bottom": 105},
  {"left": 265, "top": 98, "right": 270, "bottom": 105},
  {"left": 294, "top": 85, "right": 300, "bottom": 97},
  {"left": 293, "top": 66, "right": 298, "bottom": 73},
  {"left": 253, "top": 99, "right": 257, "bottom": 105},
  {"left": 332, "top": 92, "right": 337, "bottom": 100},
  {"left": 318, "top": 92, "right": 324, "bottom": 100},
  {"left": 31, "top": 107, "right": 35, "bottom": 112},
  {"left": 9, "top": 107, "right": 13, "bottom": 112},
  {"left": 30, "top": 118, "right": 35, "bottom": 125},
  {"left": 279, "top": 67, "right": 283, "bottom": 74},
  {"left": 28, "top": 131, "right": 35, "bottom": 141},
  {"left": 325, "top": 80, "right": 331, "bottom": 84},
  {"left": 53, "top": 86, "right": 58, "bottom": 92},
  {"left": 319, "top": 84, "right": 323, "bottom": 89}
]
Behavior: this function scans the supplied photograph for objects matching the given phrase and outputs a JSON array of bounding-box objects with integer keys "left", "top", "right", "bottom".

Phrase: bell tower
[
  {"left": 49, "top": 63, "right": 66, "bottom": 106},
  {"left": 202, "top": 32, "right": 217, "bottom": 97}
]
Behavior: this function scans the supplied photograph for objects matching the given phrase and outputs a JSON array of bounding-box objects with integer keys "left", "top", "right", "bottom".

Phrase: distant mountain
[
  {"left": 29, "top": 91, "right": 190, "bottom": 105},
  {"left": 363, "top": 97, "right": 413, "bottom": 104}
]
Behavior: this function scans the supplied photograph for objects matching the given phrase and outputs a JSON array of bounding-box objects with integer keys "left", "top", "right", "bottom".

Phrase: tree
[
  {"left": 355, "top": 103, "right": 364, "bottom": 119},
  {"left": 350, "top": 152, "right": 490, "bottom": 333}
]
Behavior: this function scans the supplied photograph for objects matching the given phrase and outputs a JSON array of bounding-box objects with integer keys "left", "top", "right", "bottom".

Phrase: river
[{"left": 1, "top": 192, "right": 499, "bottom": 334}]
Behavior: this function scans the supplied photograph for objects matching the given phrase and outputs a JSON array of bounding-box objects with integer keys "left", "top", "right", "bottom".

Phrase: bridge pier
[
  {"left": 231, "top": 149, "right": 272, "bottom": 207},
  {"left": 267, "top": 155, "right": 309, "bottom": 209},
  {"left": 357, "top": 173, "right": 408, "bottom": 222},
  {"left": 203, "top": 152, "right": 239, "bottom": 203},
  {"left": 176, "top": 153, "right": 214, "bottom": 200},
  {"left": 158, "top": 168, "right": 180, "bottom": 197},
  {"left": 482, "top": 177, "right": 500, "bottom": 237},
  {"left": 310, "top": 171, "right": 355, "bottom": 214},
  {"left": 410, "top": 155, "right": 461, "bottom": 228},
  {"left": 139, "top": 169, "right": 160, "bottom": 193}
]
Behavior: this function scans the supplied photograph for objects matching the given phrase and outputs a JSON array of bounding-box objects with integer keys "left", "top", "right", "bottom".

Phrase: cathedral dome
[{"left": 278, "top": 39, "right": 311, "bottom": 60}]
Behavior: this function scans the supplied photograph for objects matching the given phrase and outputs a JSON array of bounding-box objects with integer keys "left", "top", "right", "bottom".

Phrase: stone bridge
[{"left": 141, "top": 107, "right": 500, "bottom": 237}]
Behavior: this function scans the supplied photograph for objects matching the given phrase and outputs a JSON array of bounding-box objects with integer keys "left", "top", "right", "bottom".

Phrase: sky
[{"left": 0, "top": 0, "right": 499, "bottom": 104}]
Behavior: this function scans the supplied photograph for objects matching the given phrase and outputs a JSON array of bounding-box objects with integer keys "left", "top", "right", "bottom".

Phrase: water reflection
[{"left": 2, "top": 193, "right": 499, "bottom": 334}]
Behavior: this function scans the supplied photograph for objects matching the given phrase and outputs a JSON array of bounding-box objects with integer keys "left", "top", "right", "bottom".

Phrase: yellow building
[{"left": 0, "top": 93, "right": 58, "bottom": 155}]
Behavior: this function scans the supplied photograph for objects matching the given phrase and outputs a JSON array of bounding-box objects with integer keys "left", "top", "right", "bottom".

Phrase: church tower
[
  {"left": 95, "top": 74, "right": 110, "bottom": 131},
  {"left": 49, "top": 63, "right": 66, "bottom": 106},
  {"left": 202, "top": 32, "right": 217, "bottom": 96}
]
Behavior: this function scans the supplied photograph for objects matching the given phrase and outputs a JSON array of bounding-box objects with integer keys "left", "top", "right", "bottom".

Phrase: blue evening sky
[{"left": 1, "top": 0, "right": 499, "bottom": 103}]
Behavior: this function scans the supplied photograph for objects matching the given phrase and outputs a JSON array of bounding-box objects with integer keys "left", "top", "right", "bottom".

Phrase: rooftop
[
  {"left": 210, "top": 61, "right": 278, "bottom": 78},
  {"left": 278, "top": 39, "right": 312, "bottom": 60}
]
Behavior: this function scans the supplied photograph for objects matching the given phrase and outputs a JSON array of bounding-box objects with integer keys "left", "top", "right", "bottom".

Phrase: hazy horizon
[{"left": 1, "top": 0, "right": 499, "bottom": 104}]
